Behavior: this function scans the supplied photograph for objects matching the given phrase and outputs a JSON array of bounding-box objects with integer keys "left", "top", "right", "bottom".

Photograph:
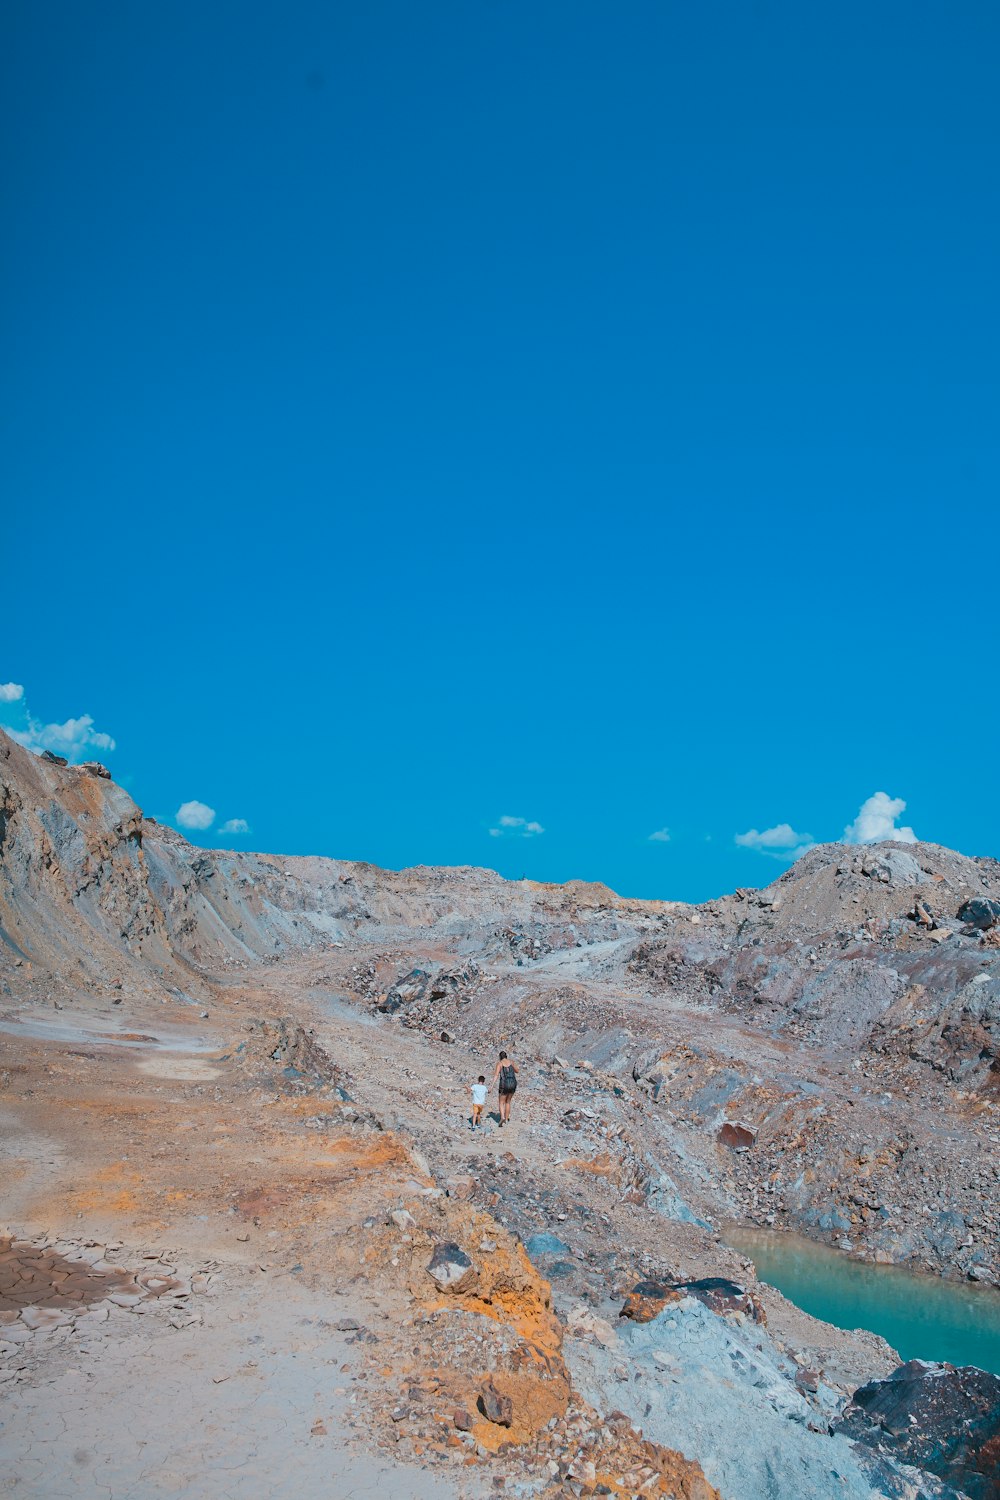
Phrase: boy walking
[{"left": 470, "top": 1075, "right": 487, "bottom": 1129}]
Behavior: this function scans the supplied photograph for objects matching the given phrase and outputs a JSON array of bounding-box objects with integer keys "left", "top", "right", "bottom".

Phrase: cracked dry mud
[{"left": 2, "top": 729, "right": 999, "bottom": 1498}]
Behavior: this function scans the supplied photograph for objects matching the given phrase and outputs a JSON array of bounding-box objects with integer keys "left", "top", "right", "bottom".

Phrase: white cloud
[
  {"left": 176, "top": 800, "right": 216, "bottom": 831},
  {"left": 220, "top": 817, "right": 250, "bottom": 835},
  {"left": 8, "top": 713, "right": 116, "bottom": 759},
  {"left": 648, "top": 828, "right": 671, "bottom": 843},
  {"left": 0, "top": 683, "right": 24, "bottom": 703},
  {"left": 489, "top": 814, "right": 544, "bottom": 838},
  {"left": 844, "top": 792, "right": 917, "bottom": 845},
  {"left": 735, "top": 822, "right": 814, "bottom": 861}
]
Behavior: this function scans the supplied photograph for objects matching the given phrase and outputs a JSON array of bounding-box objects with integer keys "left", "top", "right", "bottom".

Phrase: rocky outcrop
[
  {"left": 426, "top": 1241, "right": 477, "bottom": 1294},
  {"left": 620, "top": 1280, "right": 683, "bottom": 1323},
  {"left": 0, "top": 730, "right": 171, "bottom": 980},
  {"left": 569, "top": 1295, "right": 942, "bottom": 1500},
  {"left": 959, "top": 898, "right": 1000, "bottom": 932},
  {"left": 620, "top": 1277, "right": 766, "bottom": 1327},
  {"left": 836, "top": 1359, "right": 1000, "bottom": 1499}
]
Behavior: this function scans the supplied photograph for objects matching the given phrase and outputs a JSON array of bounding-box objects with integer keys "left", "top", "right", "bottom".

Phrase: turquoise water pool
[{"left": 725, "top": 1227, "right": 1000, "bottom": 1376}]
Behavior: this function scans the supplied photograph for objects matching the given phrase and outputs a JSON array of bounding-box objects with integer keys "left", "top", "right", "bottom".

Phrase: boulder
[
  {"left": 566, "top": 1304, "right": 617, "bottom": 1347},
  {"left": 80, "top": 761, "right": 111, "bottom": 779},
  {"left": 673, "top": 1278, "right": 768, "bottom": 1326},
  {"left": 958, "top": 898, "right": 1000, "bottom": 932},
  {"left": 524, "top": 1232, "right": 571, "bottom": 1259},
  {"left": 425, "top": 1240, "right": 476, "bottom": 1294},
  {"left": 478, "top": 1378, "right": 512, "bottom": 1427},
  {"left": 835, "top": 1359, "right": 1000, "bottom": 1500},
  {"left": 620, "top": 1280, "right": 683, "bottom": 1323},
  {"left": 861, "top": 850, "right": 923, "bottom": 886},
  {"left": 718, "top": 1122, "right": 756, "bottom": 1150}
]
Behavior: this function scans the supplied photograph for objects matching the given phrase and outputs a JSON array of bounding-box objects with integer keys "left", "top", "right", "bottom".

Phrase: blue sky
[{"left": 3, "top": 2, "right": 998, "bottom": 901}]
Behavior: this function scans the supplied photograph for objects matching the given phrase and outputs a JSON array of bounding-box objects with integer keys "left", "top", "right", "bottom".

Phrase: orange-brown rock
[
  {"left": 567, "top": 1411, "right": 721, "bottom": 1499},
  {"left": 620, "top": 1279, "right": 683, "bottom": 1323}
]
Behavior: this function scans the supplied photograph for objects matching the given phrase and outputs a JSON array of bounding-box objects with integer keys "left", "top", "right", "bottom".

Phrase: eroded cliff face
[{"left": 0, "top": 733, "right": 169, "bottom": 976}]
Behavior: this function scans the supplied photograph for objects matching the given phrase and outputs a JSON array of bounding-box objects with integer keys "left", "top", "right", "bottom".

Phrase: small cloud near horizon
[
  {"left": 735, "top": 822, "right": 814, "bottom": 861},
  {"left": 176, "top": 800, "right": 216, "bottom": 831},
  {"left": 0, "top": 684, "right": 116, "bottom": 762},
  {"left": 220, "top": 817, "right": 250, "bottom": 835},
  {"left": 489, "top": 814, "right": 544, "bottom": 839},
  {"left": 648, "top": 827, "right": 671, "bottom": 843},
  {"left": 844, "top": 792, "right": 917, "bottom": 845}
]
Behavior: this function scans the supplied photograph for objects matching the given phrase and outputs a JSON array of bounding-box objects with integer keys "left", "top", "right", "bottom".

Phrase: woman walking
[{"left": 492, "top": 1049, "right": 519, "bottom": 1127}]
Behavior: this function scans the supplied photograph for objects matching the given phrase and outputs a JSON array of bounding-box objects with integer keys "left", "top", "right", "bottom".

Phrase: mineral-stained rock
[
  {"left": 672, "top": 1278, "right": 767, "bottom": 1326},
  {"left": 620, "top": 1280, "right": 683, "bottom": 1323},
  {"left": 718, "top": 1122, "right": 756, "bottom": 1150},
  {"left": 478, "top": 1377, "right": 512, "bottom": 1427},
  {"left": 617, "top": 1272, "right": 767, "bottom": 1320},
  {"left": 425, "top": 1240, "right": 476, "bottom": 1294},
  {"left": 835, "top": 1359, "right": 1000, "bottom": 1500},
  {"left": 453, "top": 1407, "right": 473, "bottom": 1431}
]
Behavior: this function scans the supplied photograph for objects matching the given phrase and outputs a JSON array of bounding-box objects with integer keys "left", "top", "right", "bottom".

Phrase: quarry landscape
[{"left": 2, "top": 727, "right": 999, "bottom": 1500}]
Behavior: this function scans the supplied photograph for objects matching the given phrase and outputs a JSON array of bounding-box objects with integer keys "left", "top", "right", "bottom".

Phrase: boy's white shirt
[{"left": 471, "top": 1083, "right": 488, "bottom": 1105}]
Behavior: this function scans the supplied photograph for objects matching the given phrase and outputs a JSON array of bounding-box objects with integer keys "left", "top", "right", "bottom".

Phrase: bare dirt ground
[
  {"left": 0, "top": 970, "right": 726, "bottom": 1498},
  {"left": 1, "top": 951, "right": 898, "bottom": 1499}
]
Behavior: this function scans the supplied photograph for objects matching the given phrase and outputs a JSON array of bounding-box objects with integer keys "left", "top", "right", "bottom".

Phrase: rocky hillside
[
  {"left": 0, "top": 728, "right": 670, "bottom": 988},
  {"left": 5, "top": 727, "right": 998, "bottom": 1107},
  {"left": 633, "top": 836, "right": 1000, "bottom": 1089},
  {"left": 3, "top": 726, "right": 1000, "bottom": 1499}
]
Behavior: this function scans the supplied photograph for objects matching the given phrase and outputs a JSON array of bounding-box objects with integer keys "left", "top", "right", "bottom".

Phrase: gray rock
[
  {"left": 958, "top": 897, "right": 1000, "bottom": 931},
  {"left": 524, "top": 1233, "right": 571, "bottom": 1258},
  {"left": 426, "top": 1241, "right": 476, "bottom": 1294},
  {"left": 566, "top": 1296, "right": 944, "bottom": 1500},
  {"left": 836, "top": 1359, "right": 1000, "bottom": 1500},
  {"left": 478, "top": 1378, "right": 512, "bottom": 1427}
]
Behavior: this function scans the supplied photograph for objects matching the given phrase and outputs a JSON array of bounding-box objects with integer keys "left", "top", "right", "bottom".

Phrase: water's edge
[{"left": 724, "top": 1226, "right": 1000, "bottom": 1376}]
